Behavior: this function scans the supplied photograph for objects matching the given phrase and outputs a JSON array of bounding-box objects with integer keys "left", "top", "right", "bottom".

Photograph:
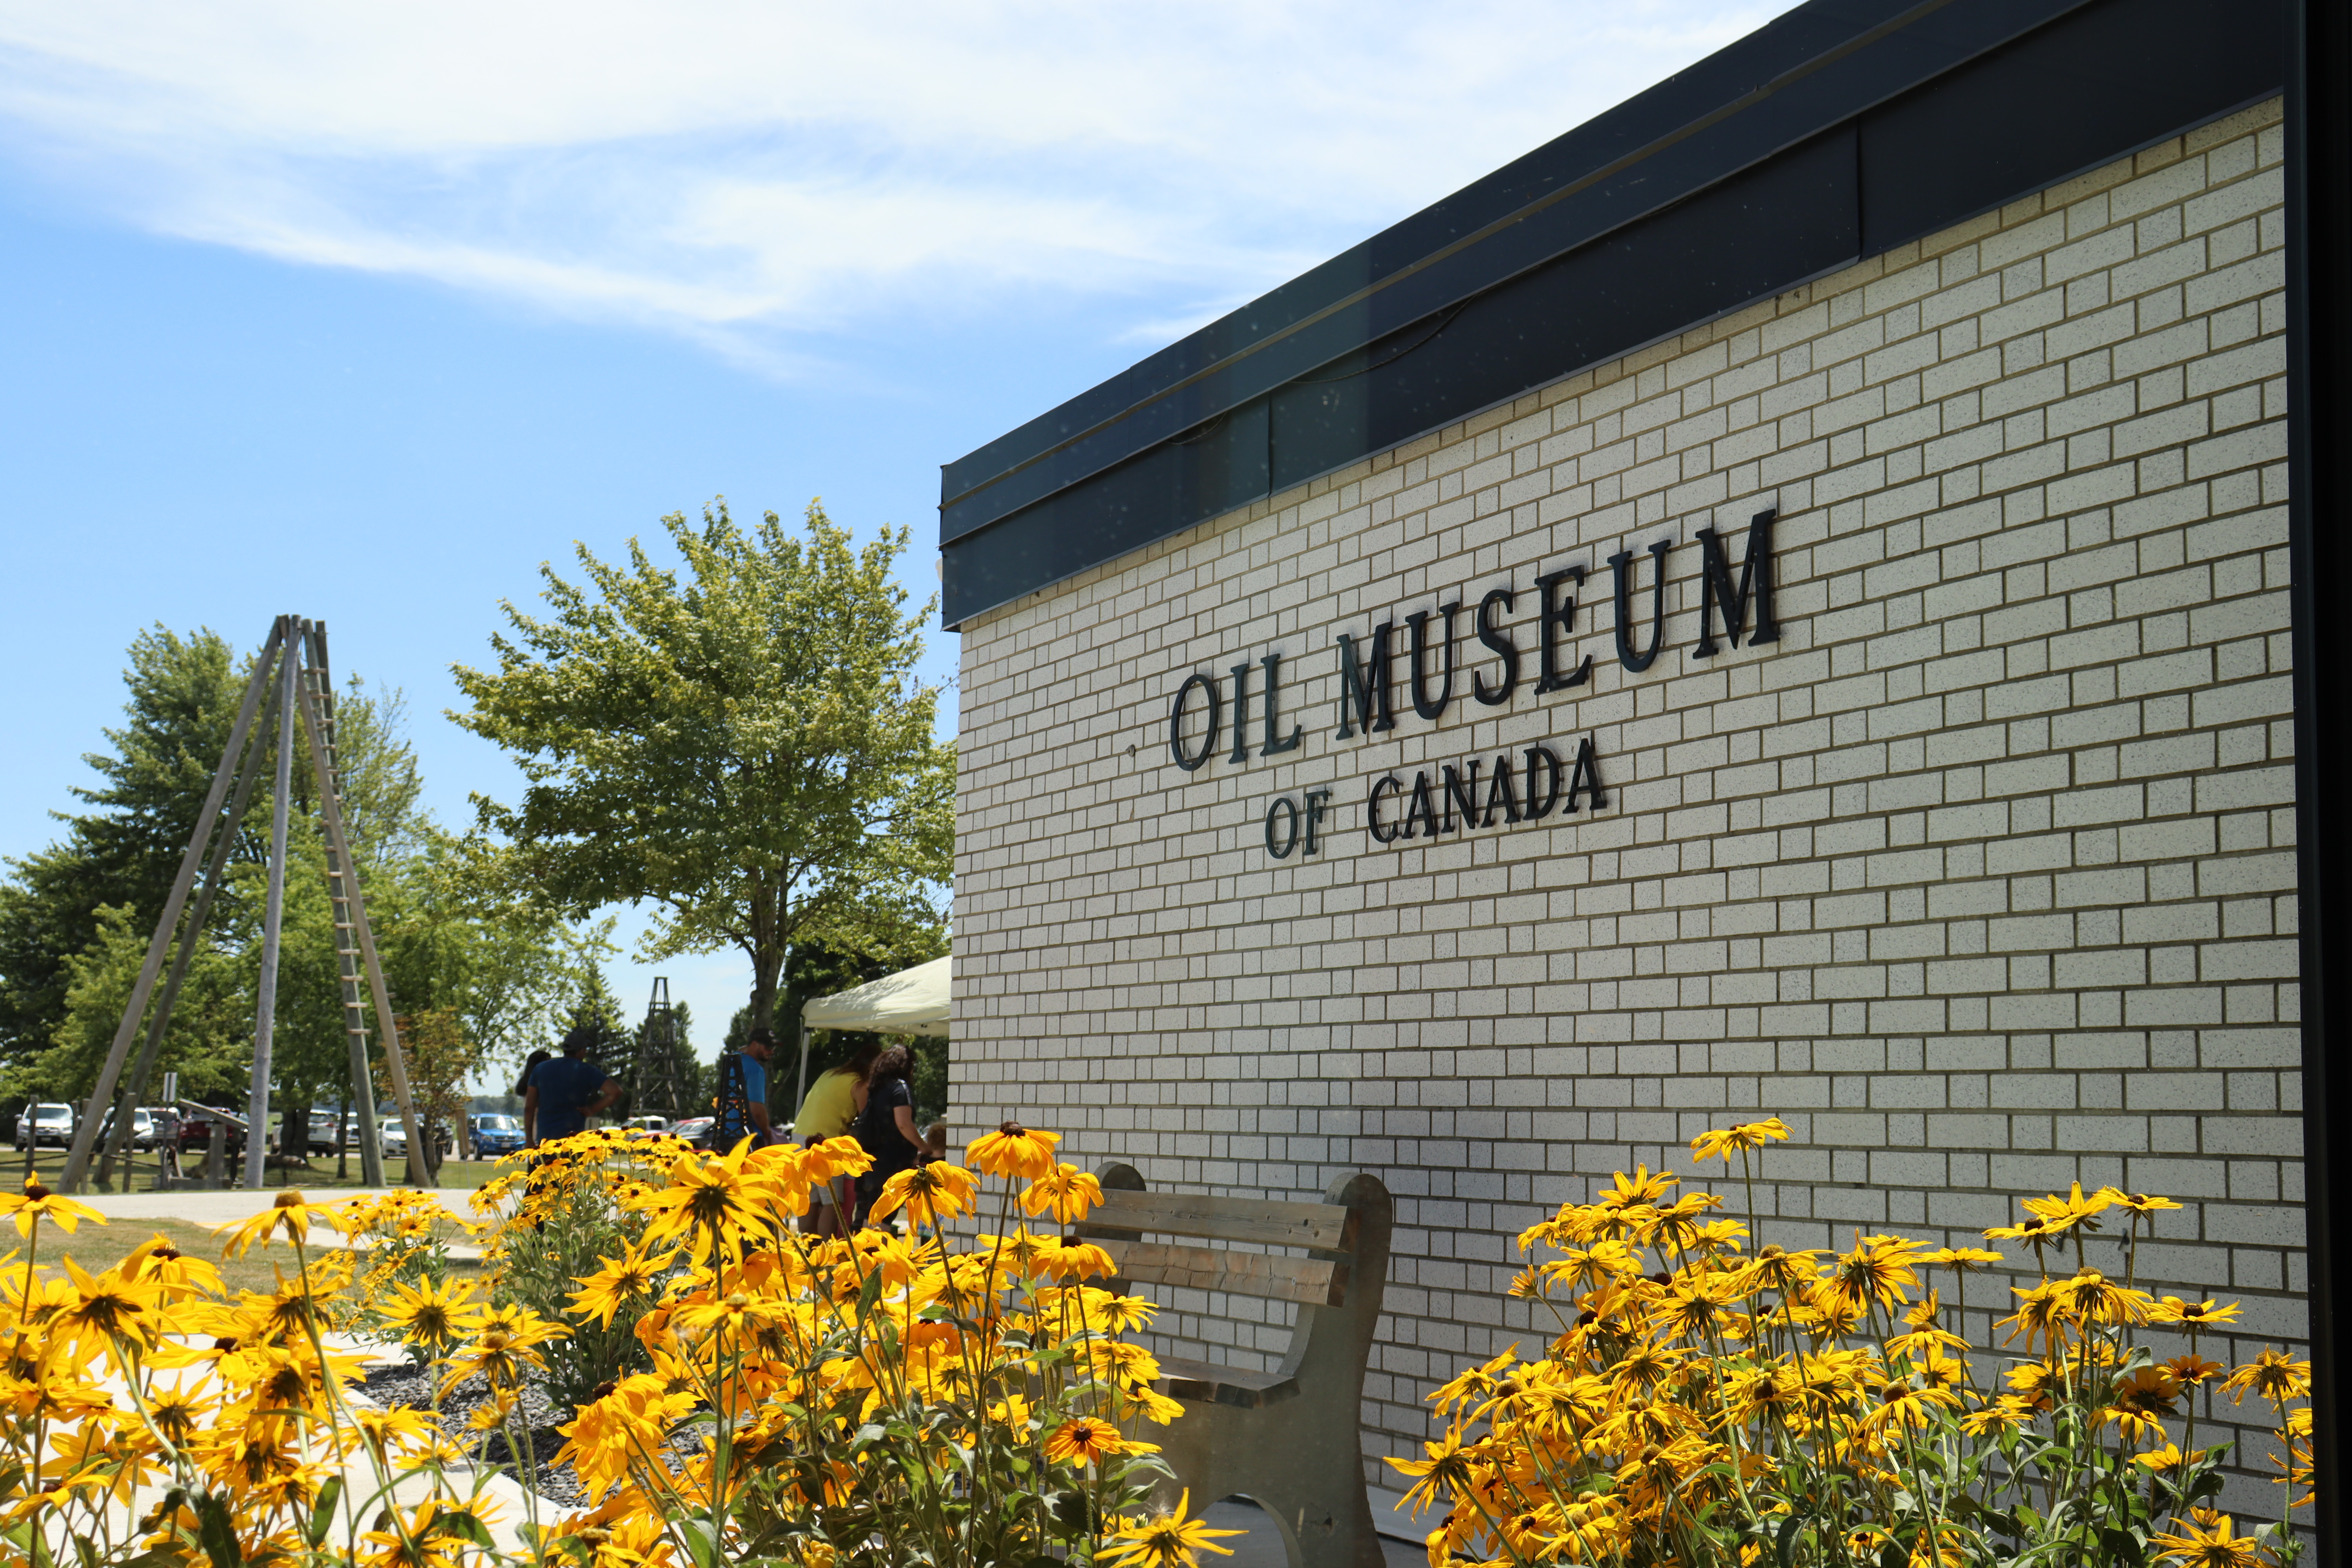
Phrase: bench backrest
[{"left": 1077, "top": 1176, "right": 1366, "bottom": 1308}]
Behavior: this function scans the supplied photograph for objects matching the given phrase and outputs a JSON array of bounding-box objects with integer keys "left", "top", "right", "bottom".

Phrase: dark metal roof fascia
[{"left": 936, "top": 0, "right": 2091, "bottom": 548}]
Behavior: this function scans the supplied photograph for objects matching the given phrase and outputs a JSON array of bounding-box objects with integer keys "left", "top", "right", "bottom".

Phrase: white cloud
[{"left": 0, "top": 1, "right": 1800, "bottom": 366}]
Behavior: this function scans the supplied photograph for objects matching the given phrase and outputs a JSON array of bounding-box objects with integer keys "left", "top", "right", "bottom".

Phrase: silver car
[
  {"left": 96, "top": 1106, "right": 158, "bottom": 1152},
  {"left": 15, "top": 1103, "right": 72, "bottom": 1150}
]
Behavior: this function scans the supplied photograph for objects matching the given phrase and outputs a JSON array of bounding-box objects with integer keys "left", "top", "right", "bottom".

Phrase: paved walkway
[
  {"left": 79, "top": 1186, "right": 492, "bottom": 1225},
  {"left": 78, "top": 1187, "right": 494, "bottom": 1260}
]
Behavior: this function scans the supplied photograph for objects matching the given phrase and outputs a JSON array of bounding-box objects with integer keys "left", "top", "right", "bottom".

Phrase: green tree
[
  {"left": 0, "top": 627, "right": 256, "bottom": 1073},
  {"left": 374, "top": 835, "right": 599, "bottom": 1085},
  {"left": 556, "top": 968, "right": 631, "bottom": 1074},
  {"left": 252, "top": 675, "right": 435, "bottom": 1154},
  {"left": 452, "top": 501, "right": 954, "bottom": 1034},
  {"left": 11, "top": 630, "right": 595, "bottom": 1163},
  {"left": 39, "top": 904, "right": 252, "bottom": 1102},
  {"left": 328, "top": 681, "right": 428, "bottom": 875}
]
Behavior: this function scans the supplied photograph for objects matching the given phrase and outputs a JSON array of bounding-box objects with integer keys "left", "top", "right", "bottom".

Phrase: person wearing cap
[{"left": 524, "top": 1027, "right": 622, "bottom": 1147}]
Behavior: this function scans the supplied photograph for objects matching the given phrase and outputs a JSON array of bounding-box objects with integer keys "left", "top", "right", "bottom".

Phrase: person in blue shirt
[
  {"left": 524, "top": 1027, "right": 621, "bottom": 1146},
  {"left": 713, "top": 1028, "right": 779, "bottom": 1149}
]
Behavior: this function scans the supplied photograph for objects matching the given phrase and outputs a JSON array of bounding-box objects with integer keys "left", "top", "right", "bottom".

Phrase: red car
[{"left": 176, "top": 1108, "right": 246, "bottom": 1159}]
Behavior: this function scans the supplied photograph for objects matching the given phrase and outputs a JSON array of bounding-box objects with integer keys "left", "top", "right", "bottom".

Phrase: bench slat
[
  {"left": 1096, "top": 1239, "right": 1348, "bottom": 1307},
  {"left": 1155, "top": 1355, "right": 1300, "bottom": 1409},
  {"left": 1081, "top": 1189, "right": 1353, "bottom": 1250}
]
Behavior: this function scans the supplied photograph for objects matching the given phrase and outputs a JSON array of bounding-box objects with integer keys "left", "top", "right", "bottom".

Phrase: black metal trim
[
  {"left": 943, "top": 0, "right": 2285, "bottom": 628},
  {"left": 942, "top": 0, "right": 2091, "bottom": 549},
  {"left": 2284, "top": 2, "right": 2343, "bottom": 1559}
]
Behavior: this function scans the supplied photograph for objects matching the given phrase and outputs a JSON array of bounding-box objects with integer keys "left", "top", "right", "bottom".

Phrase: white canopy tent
[{"left": 792, "top": 954, "right": 951, "bottom": 1114}]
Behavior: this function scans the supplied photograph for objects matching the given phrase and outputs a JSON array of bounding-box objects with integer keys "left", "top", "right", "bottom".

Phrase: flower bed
[
  {"left": 4, "top": 1112, "right": 2303, "bottom": 1568},
  {"left": 0, "top": 1125, "right": 1232, "bottom": 1568},
  {"left": 1392, "top": 1118, "right": 2309, "bottom": 1568}
]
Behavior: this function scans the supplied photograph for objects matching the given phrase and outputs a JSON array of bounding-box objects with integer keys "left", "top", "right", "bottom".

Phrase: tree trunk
[
  {"left": 748, "top": 871, "right": 784, "bottom": 1034},
  {"left": 750, "top": 942, "right": 784, "bottom": 1035}
]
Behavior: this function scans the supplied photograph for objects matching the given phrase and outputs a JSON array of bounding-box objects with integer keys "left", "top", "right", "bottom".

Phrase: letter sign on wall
[{"left": 1163, "top": 508, "right": 1780, "bottom": 859}]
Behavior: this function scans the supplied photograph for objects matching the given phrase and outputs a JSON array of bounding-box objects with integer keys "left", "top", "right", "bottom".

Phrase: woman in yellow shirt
[{"left": 793, "top": 1038, "right": 881, "bottom": 1236}]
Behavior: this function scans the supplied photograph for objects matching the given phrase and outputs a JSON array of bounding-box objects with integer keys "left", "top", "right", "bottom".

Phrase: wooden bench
[{"left": 1080, "top": 1164, "right": 1393, "bottom": 1568}]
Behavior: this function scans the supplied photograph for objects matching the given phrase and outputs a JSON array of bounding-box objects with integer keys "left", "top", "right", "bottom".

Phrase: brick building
[{"left": 938, "top": 0, "right": 2329, "bottom": 1519}]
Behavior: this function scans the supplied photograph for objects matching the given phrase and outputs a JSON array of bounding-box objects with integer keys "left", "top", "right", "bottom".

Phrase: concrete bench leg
[{"left": 1149, "top": 1399, "right": 1383, "bottom": 1568}]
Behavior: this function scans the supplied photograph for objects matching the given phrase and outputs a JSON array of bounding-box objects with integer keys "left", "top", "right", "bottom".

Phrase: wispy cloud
[{"left": 0, "top": 1, "right": 1797, "bottom": 370}]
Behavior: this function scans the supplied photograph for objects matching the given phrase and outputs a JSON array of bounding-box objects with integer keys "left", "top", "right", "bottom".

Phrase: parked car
[
  {"left": 95, "top": 1106, "right": 158, "bottom": 1152},
  {"left": 470, "top": 1113, "right": 525, "bottom": 1158},
  {"left": 176, "top": 1106, "right": 246, "bottom": 1159},
  {"left": 622, "top": 1115, "right": 670, "bottom": 1139},
  {"left": 379, "top": 1117, "right": 453, "bottom": 1160},
  {"left": 670, "top": 1115, "right": 715, "bottom": 1147},
  {"left": 307, "top": 1111, "right": 345, "bottom": 1155},
  {"left": 15, "top": 1103, "right": 73, "bottom": 1150}
]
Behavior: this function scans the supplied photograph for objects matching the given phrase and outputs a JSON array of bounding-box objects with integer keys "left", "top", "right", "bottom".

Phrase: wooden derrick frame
[
  {"left": 633, "top": 977, "right": 695, "bottom": 1123},
  {"left": 60, "top": 614, "right": 429, "bottom": 1193}
]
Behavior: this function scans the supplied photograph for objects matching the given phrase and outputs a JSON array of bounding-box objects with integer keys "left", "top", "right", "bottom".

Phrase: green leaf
[
  {"left": 1775, "top": 1510, "right": 1806, "bottom": 1568},
  {"left": 679, "top": 1516, "right": 721, "bottom": 1568},
  {"left": 303, "top": 1476, "right": 344, "bottom": 1549},
  {"left": 194, "top": 1492, "right": 241, "bottom": 1568},
  {"left": 443, "top": 1510, "right": 499, "bottom": 1549}
]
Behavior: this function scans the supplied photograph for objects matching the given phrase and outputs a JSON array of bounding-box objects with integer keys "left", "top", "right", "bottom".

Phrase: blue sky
[{"left": 0, "top": 0, "right": 1793, "bottom": 1070}]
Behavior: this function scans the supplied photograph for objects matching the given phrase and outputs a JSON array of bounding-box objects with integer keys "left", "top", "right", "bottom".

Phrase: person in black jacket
[{"left": 850, "top": 1046, "right": 926, "bottom": 1225}]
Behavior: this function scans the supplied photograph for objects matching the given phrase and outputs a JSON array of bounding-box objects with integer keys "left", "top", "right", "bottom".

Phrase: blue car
[{"left": 469, "top": 1113, "right": 526, "bottom": 1158}]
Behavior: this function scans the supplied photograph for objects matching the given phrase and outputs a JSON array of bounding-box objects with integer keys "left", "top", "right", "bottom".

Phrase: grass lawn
[
  {"left": 27, "top": 1214, "right": 485, "bottom": 1297},
  {"left": 5, "top": 1147, "right": 507, "bottom": 1194}
]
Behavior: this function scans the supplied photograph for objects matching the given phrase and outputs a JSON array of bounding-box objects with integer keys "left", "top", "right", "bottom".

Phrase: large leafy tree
[
  {"left": 41, "top": 904, "right": 252, "bottom": 1102},
  {"left": 452, "top": 501, "right": 954, "bottom": 1034},
  {"left": 0, "top": 627, "right": 256, "bottom": 1073}
]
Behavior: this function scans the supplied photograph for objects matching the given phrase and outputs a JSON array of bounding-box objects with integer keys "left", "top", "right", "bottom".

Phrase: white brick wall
[{"left": 953, "top": 100, "right": 2299, "bottom": 1503}]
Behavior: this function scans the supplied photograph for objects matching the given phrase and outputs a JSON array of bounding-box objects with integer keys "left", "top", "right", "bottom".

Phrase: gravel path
[
  {"left": 361, "top": 1363, "right": 590, "bottom": 1509},
  {"left": 360, "top": 1365, "right": 711, "bottom": 1513}
]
